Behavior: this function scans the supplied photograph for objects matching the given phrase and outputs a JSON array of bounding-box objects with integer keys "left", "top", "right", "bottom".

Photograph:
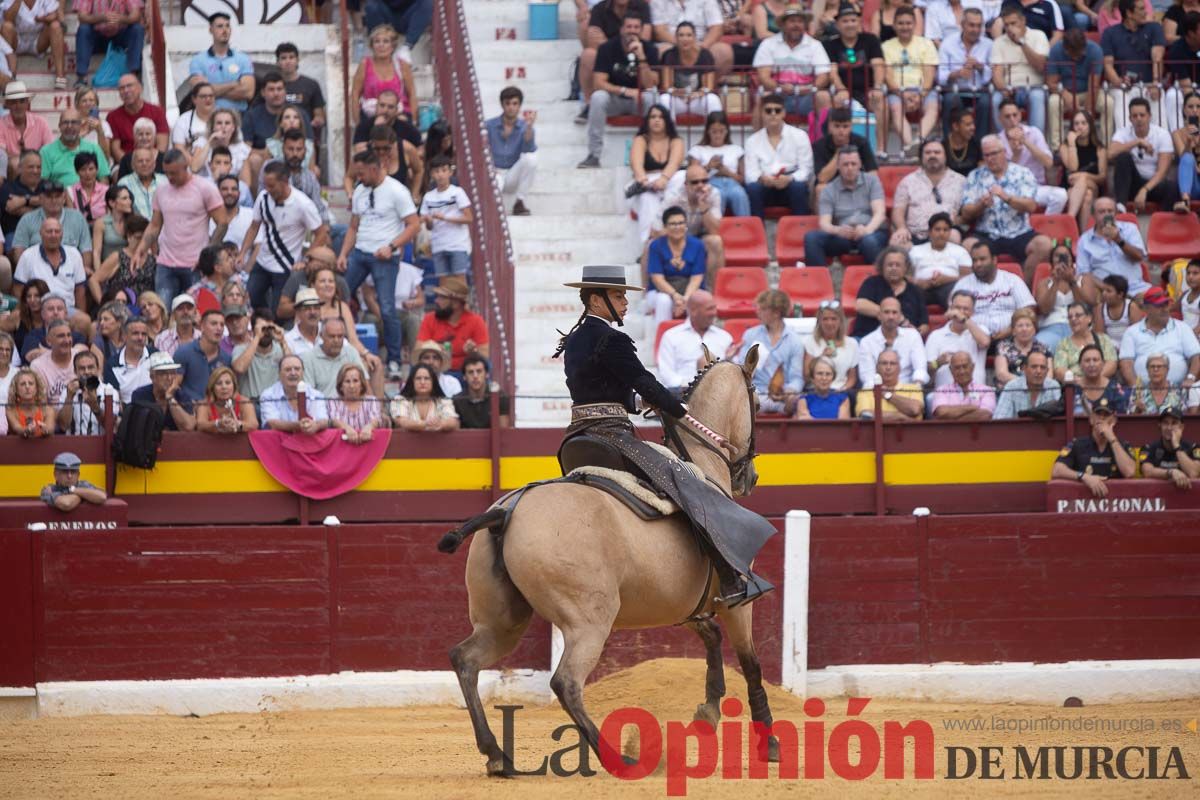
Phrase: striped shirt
[{"left": 252, "top": 187, "right": 323, "bottom": 275}]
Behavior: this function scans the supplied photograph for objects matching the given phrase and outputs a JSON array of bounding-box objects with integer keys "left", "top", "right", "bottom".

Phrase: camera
[{"left": 83, "top": 375, "right": 100, "bottom": 391}]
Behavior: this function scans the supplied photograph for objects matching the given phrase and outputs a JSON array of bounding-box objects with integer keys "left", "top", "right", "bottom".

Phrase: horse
[{"left": 440, "top": 345, "right": 779, "bottom": 776}]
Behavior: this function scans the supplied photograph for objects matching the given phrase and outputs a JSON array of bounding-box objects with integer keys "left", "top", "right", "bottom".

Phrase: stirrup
[{"left": 715, "top": 577, "right": 774, "bottom": 608}]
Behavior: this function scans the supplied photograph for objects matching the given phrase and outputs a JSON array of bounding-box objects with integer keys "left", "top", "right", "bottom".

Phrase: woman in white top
[
  {"left": 685, "top": 111, "right": 749, "bottom": 217},
  {"left": 172, "top": 82, "right": 217, "bottom": 158},
  {"left": 189, "top": 108, "right": 250, "bottom": 183},
  {"left": 1178, "top": 259, "right": 1200, "bottom": 335},
  {"left": 1092, "top": 273, "right": 1143, "bottom": 348},
  {"left": 802, "top": 301, "right": 859, "bottom": 393},
  {"left": 3, "top": 0, "right": 65, "bottom": 88},
  {"left": 1033, "top": 243, "right": 1085, "bottom": 353},
  {"left": 74, "top": 86, "right": 111, "bottom": 162},
  {"left": 389, "top": 364, "right": 460, "bottom": 433}
]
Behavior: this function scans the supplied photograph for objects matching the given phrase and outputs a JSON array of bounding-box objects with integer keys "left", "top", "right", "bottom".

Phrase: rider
[{"left": 555, "top": 264, "right": 775, "bottom": 607}]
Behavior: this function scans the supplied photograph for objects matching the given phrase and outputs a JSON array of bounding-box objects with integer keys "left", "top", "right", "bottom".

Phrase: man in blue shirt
[
  {"left": 174, "top": 308, "right": 232, "bottom": 399},
  {"left": 485, "top": 86, "right": 538, "bottom": 217},
  {"left": 1118, "top": 287, "right": 1200, "bottom": 388},
  {"left": 1046, "top": 28, "right": 1106, "bottom": 148},
  {"left": 1101, "top": 0, "right": 1173, "bottom": 131},
  {"left": 187, "top": 13, "right": 256, "bottom": 113},
  {"left": 937, "top": 8, "right": 993, "bottom": 139}
]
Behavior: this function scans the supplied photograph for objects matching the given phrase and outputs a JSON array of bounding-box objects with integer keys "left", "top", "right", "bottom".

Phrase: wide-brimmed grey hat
[{"left": 563, "top": 264, "right": 643, "bottom": 292}]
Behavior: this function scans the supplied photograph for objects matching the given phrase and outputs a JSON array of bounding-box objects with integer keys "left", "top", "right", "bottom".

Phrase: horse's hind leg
[
  {"left": 686, "top": 616, "right": 725, "bottom": 727},
  {"left": 549, "top": 622, "right": 613, "bottom": 763},
  {"left": 718, "top": 603, "right": 780, "bottom": 763},
  {"left": 450, "top": 535, "right": 534, "bottom": 776}
]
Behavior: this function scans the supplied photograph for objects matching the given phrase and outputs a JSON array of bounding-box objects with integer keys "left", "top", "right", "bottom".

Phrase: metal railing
[{"left": 430, "top": 0, "right": 517, "bottom": 409}]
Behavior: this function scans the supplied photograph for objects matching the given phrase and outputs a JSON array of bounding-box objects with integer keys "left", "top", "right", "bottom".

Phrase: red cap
[{"left": 1143, "top": 287, "right": 1171, "bottom": 307}]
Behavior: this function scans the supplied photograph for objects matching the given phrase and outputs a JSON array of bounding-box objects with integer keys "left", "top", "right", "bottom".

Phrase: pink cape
[{"left": 249, "top": 428, "right": 391, "bottom": 500}]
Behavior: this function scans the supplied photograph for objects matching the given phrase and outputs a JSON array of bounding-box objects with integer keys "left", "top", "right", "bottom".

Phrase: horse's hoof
[
  {"left": 768, "top": 736, "right": 780, "bottom": 763},
  {"left": 486, "top": 757, "right": 511, "bottom": 777},
  {"left": 693, "top": 703, "right": 720, "bottom": 727}
]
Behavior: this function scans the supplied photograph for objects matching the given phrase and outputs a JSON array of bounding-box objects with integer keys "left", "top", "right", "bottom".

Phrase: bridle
[{"left": 658, "top": 359, "right": 758, "bottom": 491}]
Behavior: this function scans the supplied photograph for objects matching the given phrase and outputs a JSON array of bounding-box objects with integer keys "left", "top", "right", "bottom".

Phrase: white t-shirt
[
  {"left": 392, "top": 261, "right": 426, "bottom": 308},
  {"left": 951, "top": 270, "right": 1036, "bottom": 336},
  {"left": 688, "top": 143, "right": 744, "bottom": 175},
  {"left": 252, "top": 188, "right": 323, "bottom": 274},
  {"left": 418, "top": 184, "right": 472, "bottom": 255},
  {"left": 213, "top": 204, "right": 263, "bottom": 250},
  {"left": 14, "top": 246, "right": 86, "bottom": 312},
  {"left": 352, "top": 177, "right": 418, "bottom": 253},
  {"left": 171, "top": 109, "right": 209, "bottom": 148},
  {"left": 1111, "top": 124, "right": 1174, "bottom": 182},
  {"left": 909, "top": 241, "right": 971, "bottom": 282},
  {"left": 802, "top": 334, "right": 859, "bottom": 392},
  {"left": 924, "top": 324, "right": 986, "bottom": 387},
  {"left": 752, "top": 33, "right": 832, "bottom": 87}
]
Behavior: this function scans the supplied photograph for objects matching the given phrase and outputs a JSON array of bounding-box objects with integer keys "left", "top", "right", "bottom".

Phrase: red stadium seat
[
  {"left": 655, "top": 319, "right": 684, "bottom": 354},
  {"left": 839, "top": 254, "right": 868, "bottom": 266},
  {"left": 840, "top": 264, "right": 876, "bottom": 309},
  {"left": 719, "top": 216, "right": 769, "bottom": 267},
  {"left": 999, "top": 262, "right": 1024, "bottom": 279},
  {"left": 779, "top": 266, "right": 835, "bottom": 316},
  {"left": 1031, "top": 213, "right": 1081, "bottom": 246},
  {"left": 1033, "top": 262, "right": 1052, "bottom": 285},
  {"left": 764, "top": 206, "right": 790, "bottom": 220},
  {"left": 715, "top": 267, "right": 769, "bottom": 318},
  {"left": 1146, "top": 212, "right": 1200, "bottom": 263},
  {"left": 878, "top": 165, "right": 916, "bottom": 208},
  {"left": 722, "top": 317, "right": 757, "bottom": 345},
  {"left": 775, "top": 215, "right": 821, "bottom": 266}
]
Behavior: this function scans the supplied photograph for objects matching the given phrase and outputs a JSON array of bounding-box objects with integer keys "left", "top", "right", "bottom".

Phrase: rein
[{"left": 657, "top": 359, "right": 758, "bottom": 489}]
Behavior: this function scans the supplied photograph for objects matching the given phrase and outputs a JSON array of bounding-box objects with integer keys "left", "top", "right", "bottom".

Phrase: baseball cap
[
  {"left": 1143, "top": 287, "right": 1170, "bottom": 307},
  {"left": 1090, "top": 397, "right": 1116, "bottom": 416},
  {"left": 1160, "top": 405, "right": 1184, "bottom": 420},
  {"left": 295, "top": 287, "right": 321, "bottom": 307},
  {"left": 147, "top": 351, "right": 181, "bottom": 372},
  {"left": 171, "top": 294, "right": 196, "bottom": 312},
  {"left": 835, "top": 1, "right": 860, "bottom": 18},
  {"left": 53, "top": 452, "right": 82, "bottom": 469}
]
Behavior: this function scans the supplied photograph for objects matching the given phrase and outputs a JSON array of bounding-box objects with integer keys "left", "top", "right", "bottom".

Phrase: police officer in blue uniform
[
  {"left": 1138, "top": 406, "right": 1200, "bottom": 489},
  {"left": 554, "top": 264, "right": 774, "bottom": 607},
  {"left": 1050, "top": 397, "right": 1138, "bottom": 497}
]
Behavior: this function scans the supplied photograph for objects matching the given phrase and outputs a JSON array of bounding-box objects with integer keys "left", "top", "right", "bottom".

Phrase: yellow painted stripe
[
  {"left": 884, "top": 450, "right": 1060, "bottom": 485},
  {"left": 0, "top": 464, "right": 106, "bottom": 499},
  {"left": 356, "top": 458, "right": 492, "bottom": 492},
  {"left": 144, "top": 460, "right": 288, "bottom": 494},
  {"left": 755, "top": 452, "right": 876, "bottom": 485},
  {"left": 500, "top": 456, "right": 560, "bottom": 489}
]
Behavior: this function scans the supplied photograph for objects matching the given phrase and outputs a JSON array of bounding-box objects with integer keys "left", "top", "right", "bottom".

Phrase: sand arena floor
[{"left": 2, "top": 659, "right": 1197, "bottom": 799}]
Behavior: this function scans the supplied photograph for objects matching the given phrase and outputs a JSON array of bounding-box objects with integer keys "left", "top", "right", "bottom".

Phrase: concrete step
[
  {"left": 515, "top": 190, "right": 623, "bottom": 216},
  {"left": 512, "top": 235, "right": 641, "bottom": 268},
  {"left": 471, "top": 38, "right": 581, "bottom": 64},
  {"left": 477, "top": 78, "right": 571, "bottom": 106},
  {"left": 508, "top": 213, "right": 630, "bottom": 241}
]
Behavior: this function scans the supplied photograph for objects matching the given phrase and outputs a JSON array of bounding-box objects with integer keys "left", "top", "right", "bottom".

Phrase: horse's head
[{"left": 687, "top": 344, "right": 760, "bottom": 496}]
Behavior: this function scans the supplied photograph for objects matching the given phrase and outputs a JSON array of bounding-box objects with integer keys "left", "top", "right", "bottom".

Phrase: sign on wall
[{"left": 182, "top": 0, "right": 304, "bottom": 25}]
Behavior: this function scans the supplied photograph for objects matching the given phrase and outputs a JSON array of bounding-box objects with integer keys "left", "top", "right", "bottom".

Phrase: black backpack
[{"left": 113, "top": 402, "right": 166, "bottom": 469}]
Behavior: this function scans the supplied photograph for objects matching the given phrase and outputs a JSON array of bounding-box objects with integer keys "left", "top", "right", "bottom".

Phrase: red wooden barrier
[{"left": 0, "top": 531, "right": 34, "bottom": 687}]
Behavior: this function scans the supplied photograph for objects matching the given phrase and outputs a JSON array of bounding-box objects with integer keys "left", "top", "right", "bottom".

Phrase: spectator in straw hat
[
  {"left": 0, "top": 82, "right": 51, "bottom": 166},
  {"left": 416, "top": 275, "right": 487, "bottom": 374},
  {"left": 412, "top": 338, "right": 463, "bottom": 396},
  {"left": 40, "top": 451, "right": 106, "bottom": 510}
]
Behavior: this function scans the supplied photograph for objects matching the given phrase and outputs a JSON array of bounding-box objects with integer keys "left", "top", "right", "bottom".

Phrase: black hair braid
[{"left": 552, "top": 289, "right": 601, "bottom": 358}]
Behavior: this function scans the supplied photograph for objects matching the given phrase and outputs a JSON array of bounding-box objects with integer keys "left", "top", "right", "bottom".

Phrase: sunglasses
[
  {"left": 688, "top": 178, "right": 709, "bottom": 185},
  {"left": 819, "top": 300, "right": 841, "bottom": 310},
  {"left": 932, "top": 187, "right": 942, "bottom": 204},
  {"left": 763, "top": 107, "right": 785, "bottom": 115}
]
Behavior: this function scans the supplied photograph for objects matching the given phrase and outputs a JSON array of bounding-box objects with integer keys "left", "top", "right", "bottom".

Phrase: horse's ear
[
  {"left": 701, "top": 343, "right": 715, "bottom": 366},
  {"left": 742, "top": 343, "right": 760, "bottom": 377}
]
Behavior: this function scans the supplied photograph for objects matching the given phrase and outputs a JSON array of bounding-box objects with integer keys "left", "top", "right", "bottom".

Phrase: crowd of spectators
[{"left": 0, "top": 8, "right": 517, "bottom": 446}]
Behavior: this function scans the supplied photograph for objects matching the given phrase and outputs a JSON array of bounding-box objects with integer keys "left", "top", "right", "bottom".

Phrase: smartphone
[{"left": 1189, "top": 115, "right": 1199, "bottom": 128}]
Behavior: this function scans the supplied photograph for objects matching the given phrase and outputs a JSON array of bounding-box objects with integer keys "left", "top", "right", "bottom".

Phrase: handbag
[{"left": 92, "top": 44, "right": 125, "bottom": 88}]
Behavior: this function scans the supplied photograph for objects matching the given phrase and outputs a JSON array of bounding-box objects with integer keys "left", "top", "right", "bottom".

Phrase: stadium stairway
[
  {"left": 468, "top": 1, "right": 648, "bottom": 426},
  {"left": 15, "top": 15, "right": 121, "bottom": 131}
]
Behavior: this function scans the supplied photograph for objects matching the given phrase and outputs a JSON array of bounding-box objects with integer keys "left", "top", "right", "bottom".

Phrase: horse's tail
[{"left": 437, "top": 506, "right": 509, "bottom": 554}]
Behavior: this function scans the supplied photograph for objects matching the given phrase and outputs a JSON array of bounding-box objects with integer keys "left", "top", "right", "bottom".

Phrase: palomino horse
[{"left": 441, "top": 345, "right": 779, "bottom": 775}]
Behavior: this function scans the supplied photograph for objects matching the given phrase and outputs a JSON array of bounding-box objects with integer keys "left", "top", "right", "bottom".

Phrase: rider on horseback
[{"left": 555, "top": 264, "right": 775, "bottom": 607}]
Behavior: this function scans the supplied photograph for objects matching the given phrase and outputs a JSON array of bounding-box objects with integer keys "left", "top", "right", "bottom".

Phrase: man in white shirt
[
  {"left": 241, "top": 162, "right": 327, "bottom": 314},
  {"left": 997, "top": 97, "right": 1068, "bottom": 214},
  {"left": 105, "top": 317, "right": 155, "bottom": 403},
  {"left": 656, "top": 290, "right": 732, "bottom": 390},
  {"left": 952, "top": 241, "right": 1037, "bottom": 343},
  {"left": 744, "top": 93, "right": 813, "bottom": 218},
  {"left": 56, "top": 349, "right": 121, "bottom": 436},
  {"left": 857, "top": 297, "right": 929, "bottom": 388},
  {"left": 13, "top": 217, "right": 86, "bottom": 315},
  {"left": 259, "top": 353, "right": 329, "bottom": 432},
  {"left": 989, "top": 4, "right": 1049, "bottom": 134},
  {"left": 752, "top": 5, "right": 830, "bottom": 117},
  {"left": 651, "top": 0, "right": 733, "bottom": 75},
  {"left": 337, "top": 150, "right": 420, "bottom": 375},
  {"left": 284, "top": 287, "right": 322, "bottom": 355},
  {"left": 212, "top": 174, "right": 261, "bottom": 257},
  {"left": 909, "top": 212, "right": 972, "bottom": 308},
  {"left": 924, "top": 290, "right": 990, "bottom": 387},
  {"left": 1108, "top": 97, "right": 1180, "bottom": 213}
]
